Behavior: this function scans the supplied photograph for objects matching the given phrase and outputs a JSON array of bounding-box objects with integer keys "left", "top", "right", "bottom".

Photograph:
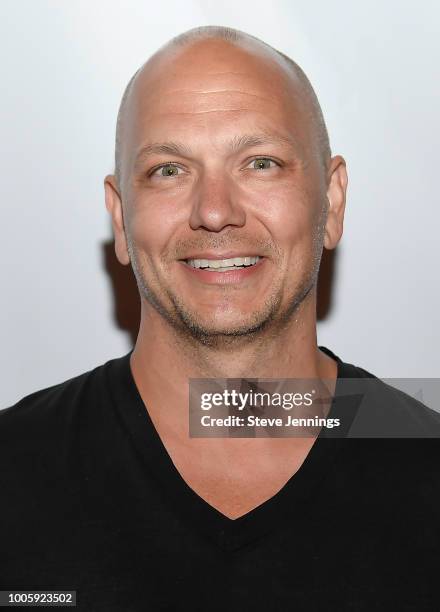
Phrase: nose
[{"left": 188, "top": 169, "right": 246, "bottom": 232}]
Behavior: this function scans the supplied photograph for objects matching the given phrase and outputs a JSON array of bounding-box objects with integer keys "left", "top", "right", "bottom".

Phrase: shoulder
[
  {"left": 1, "top": 363, "right": 101, "bottom": 429},
  {"left": 320, "top": 346, "right": 440, "bottom": 437},
  {"left": 0, "top": 352, "right": 133, "bottom": 517},
  {"left": 0, "top": 353, "right": 130, "bottom": 453}
]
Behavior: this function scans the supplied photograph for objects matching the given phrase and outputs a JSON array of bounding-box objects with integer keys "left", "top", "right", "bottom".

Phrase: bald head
[{"left": 113, "top": 26, "right": 331, "bottom": 191}]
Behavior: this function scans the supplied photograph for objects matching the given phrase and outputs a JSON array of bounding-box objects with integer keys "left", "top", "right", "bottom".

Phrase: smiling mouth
[{"left": 183, "top": 256, "right": 261, "bottom": 272}]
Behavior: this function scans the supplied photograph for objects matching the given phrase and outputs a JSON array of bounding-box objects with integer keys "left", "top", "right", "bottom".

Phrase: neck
[{"left": 130, "top": 289, "right": 337, "bottom": 437}]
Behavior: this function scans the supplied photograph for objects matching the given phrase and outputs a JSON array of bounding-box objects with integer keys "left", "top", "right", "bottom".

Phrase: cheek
[
  {"left": 251, "top": 182, "right": 320, "bottom": 254},
  {"left": 126, "top": 194, "right": 185, "bottom": 260}
]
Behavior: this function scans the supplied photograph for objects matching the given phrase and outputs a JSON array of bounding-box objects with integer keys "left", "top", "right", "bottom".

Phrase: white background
[{"left": 1, "top": 0, "right": 439, "bottom": 408}]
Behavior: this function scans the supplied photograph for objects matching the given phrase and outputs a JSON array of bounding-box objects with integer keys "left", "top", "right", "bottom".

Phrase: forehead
[{"left": 122, "top": 39, "right": 312, "bottom": 165}]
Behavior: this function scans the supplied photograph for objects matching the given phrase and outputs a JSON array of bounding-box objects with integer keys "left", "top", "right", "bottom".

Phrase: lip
[
  {"left": 179, "top": 252, "right": 263, "bottom": 261},
  {"left": 178, "top": 256, "right": 266, "bottom": 285}
]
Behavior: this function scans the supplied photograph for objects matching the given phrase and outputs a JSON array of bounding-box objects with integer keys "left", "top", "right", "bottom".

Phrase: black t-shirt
[{"left": 1, "top": 347, "right": 439, "bottom": 611}]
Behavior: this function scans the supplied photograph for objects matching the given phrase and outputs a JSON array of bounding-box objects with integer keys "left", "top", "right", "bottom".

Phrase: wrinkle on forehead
[
  {"left": 130, "top": 50, "right": 303, "bottom": 126},
  {"left": 133, "top": 92, "right": 287, "bottom": 120},
  {"left": 164, "top": 89, "right": 277, "bottom": 97},
  {"left": 133, "top": 62, "right": 296, "bottom": 100}
]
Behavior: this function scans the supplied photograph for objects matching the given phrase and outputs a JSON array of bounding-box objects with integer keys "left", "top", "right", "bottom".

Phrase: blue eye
[{"left": 250, "top": 158, "right": 277, "bottom": 170}]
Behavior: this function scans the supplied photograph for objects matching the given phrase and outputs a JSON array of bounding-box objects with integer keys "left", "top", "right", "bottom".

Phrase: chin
[
  {"left": 175, "top": 306, "right": 276, "bottom": 343},
  {"left": 166, "top": 287, "right": 288, "bottom": 341},
  {"left": 195, "top": 320, "right": 264, "bottom": 337}
]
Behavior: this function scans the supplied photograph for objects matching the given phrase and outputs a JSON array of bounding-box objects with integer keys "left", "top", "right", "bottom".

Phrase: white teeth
[{"left": 186, "top": 256, "right": 261, "bottom": 270}]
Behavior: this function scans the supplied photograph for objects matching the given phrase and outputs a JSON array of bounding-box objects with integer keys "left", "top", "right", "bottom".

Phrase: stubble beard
[
  {"left": 127, "top": 237, "right": 325, "bottom": 351},
  {"left": 126, "top": 199, "right": 327, "bottom": 348}
]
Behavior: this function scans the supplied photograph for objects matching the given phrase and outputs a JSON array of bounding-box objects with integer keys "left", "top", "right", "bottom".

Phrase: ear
[
  {"left": 104, "top": 175, "right": 131, "bottom": 266},
  {"left": 323, "top": 155, "right": 348, "bottom": 250}
]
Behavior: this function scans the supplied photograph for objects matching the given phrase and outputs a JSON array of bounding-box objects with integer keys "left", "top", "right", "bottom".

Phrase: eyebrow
[{"left": 133, "top": 132, "right": 303, "bottom": 169}]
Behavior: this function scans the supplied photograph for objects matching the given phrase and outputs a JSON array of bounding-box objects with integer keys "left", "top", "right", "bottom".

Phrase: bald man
[{"left": 1, "top": 26, "right": 439, "bottom": 612}]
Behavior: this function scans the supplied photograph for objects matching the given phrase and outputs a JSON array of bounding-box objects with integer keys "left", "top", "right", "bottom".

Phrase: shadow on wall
[{"left": 102, "top": 240, "right": 338, "bottom": 346}]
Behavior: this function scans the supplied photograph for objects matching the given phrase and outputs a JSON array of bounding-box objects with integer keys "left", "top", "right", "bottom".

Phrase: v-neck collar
[{"left": 106, "top": 346, "right": 363, "bottom": 551}]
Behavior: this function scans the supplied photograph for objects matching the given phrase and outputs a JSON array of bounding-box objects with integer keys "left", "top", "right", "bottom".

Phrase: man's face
[{"left": 116, "top": 40, "right": 332, "bottom": 342}]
